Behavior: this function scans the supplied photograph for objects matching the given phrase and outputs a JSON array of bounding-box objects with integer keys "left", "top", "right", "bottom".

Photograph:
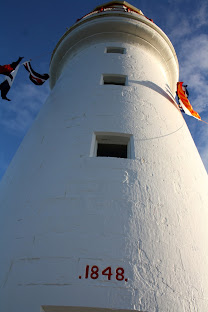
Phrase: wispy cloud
[
  {"left": 163, "top": 2, "right": 208, "bottom": 114},
  {"left": 191, "top": 119, "right": 208, "bottom": 171},
  {"left": 162, "top": 1, "right": 208, "bottom": 172},
  {"left": 193, "top": 2, "right": 208, "bottom": 28},
  {"left": 167, "top": 1, "right": 208, "bottom": 43},
  {"left": 0, "top": 82, "right": 50, "bottom": 133},
  {"left": 169, "top": 18, "right": 191, "bottom": 42},
  {"left": 177, "top": 34, "right": 208, "bottom": 113}
]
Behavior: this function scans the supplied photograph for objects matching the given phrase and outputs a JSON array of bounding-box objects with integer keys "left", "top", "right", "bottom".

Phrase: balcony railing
[{"left": 76, "top": 5, "right": 153, "bottom": 23}]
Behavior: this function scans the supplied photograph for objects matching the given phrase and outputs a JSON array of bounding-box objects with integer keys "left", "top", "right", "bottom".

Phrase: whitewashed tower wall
[{"left": 1, "top": 2, "right": 208, "bottom": 312}]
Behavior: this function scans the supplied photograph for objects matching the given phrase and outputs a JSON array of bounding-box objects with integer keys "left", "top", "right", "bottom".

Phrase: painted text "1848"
[{"left": 79, "top": 265, "right": 128, "bottom": 282}]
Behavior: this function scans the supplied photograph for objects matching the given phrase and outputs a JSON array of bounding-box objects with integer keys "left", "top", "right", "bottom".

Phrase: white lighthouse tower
[{"left": 1, "top": 1, "right": 208, "bottom": 311}]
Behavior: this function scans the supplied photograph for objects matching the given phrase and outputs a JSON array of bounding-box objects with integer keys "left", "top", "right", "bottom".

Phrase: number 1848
[{"left": 79, "top": 265, "right": 128, "bottom": 282}]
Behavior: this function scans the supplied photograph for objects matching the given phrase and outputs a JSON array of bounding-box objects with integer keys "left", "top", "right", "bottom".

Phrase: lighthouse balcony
[{"left": 76, "top": 1, "right": 145, "bottom": 23}]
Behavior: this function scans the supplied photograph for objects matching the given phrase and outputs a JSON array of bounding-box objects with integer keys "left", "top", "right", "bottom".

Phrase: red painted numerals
[
  {"left": 90, "top": 265, "right": 99, "bottom": 279},
  {"left": 116, "top": 267, "right": 125, "bottom": 281},
  {"left": 102, "top": 266, "right": 113, "bottom": 280},
  {"left": 81, "top": 265, "right": 128, "bottom": 282}
]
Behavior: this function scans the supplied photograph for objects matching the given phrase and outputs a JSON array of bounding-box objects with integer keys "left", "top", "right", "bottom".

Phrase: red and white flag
[
  {"left": 23, "top": 61, "right": 49, "bottom": 85},
  {"left": 0, "top": 65, "right": 20, "bottom": 101}
]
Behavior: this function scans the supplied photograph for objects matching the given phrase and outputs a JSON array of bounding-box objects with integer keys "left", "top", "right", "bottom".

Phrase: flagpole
[{"left": 200, "top": 119, "right": 208, "bottom": 125}]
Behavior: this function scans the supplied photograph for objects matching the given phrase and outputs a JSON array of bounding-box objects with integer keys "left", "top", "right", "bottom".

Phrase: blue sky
[{"left": 0, "top": 0, "right": 208, "bottom": 180}]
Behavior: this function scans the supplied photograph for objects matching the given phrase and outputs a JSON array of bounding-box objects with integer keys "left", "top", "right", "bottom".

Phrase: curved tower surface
[{"left": 1, "top": 1, "right": 208, "bottom": 311}]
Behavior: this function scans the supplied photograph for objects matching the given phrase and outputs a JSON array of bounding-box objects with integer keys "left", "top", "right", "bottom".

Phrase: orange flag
[{"left": 177, "top": 82, "right": 201, "bottom": 120}]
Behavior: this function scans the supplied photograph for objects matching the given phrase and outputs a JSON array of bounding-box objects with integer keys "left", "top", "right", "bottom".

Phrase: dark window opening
[
  {"left": 102, "top": 74, "right": 127, "bottom": 86},
  {"left": 93, "top": 133, "right": 131, "bottom": 159},
  {"left": 97, "top": 143, "right": 127, "bottom": 158},
  {"left": 106, "top": 47, "right": 125, "bottom": 54}
]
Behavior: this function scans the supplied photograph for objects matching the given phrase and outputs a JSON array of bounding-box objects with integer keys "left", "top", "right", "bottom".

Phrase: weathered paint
[{"left": 1, "top": 3, "right": 208, "bottom": 312}]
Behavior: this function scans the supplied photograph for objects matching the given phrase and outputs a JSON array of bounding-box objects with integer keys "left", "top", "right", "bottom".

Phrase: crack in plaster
[
  {"left": 1, "top": 260, "right": 14, "bottom": 288},
  {"left": 18, "top": 283, "right": 72, "bottom": 286}
]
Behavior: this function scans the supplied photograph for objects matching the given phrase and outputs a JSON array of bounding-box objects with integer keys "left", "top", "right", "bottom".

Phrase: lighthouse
[{"left": 1, "top": 1, "right": 208, "bottom": 311}]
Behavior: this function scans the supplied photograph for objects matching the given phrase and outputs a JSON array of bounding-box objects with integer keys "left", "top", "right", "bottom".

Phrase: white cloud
[
  {"left": 178, "top": 34, "right": 208, "bottom": 113},
  {"left": 180, "top": 35, "right": 208, "bottom": 71},
  {"left": 169, "top": 18, "right": 191, "bottom": 42},
  {"left": 193, "top": 121, "right": 208, "bottom": 171},
  {"left": 162, "top": 2, "right": 208, "bottom": 172},
  {"left": 166, "top": 1, "right": 208, "bottom": 44},
  {"left": 0, "top": 82, "right": 50, "bottom": 133},
  {"left": 193, "top": 2, "right": 208, "bottom": 28}
]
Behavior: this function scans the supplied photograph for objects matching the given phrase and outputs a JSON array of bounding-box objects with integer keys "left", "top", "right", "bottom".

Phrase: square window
[
  {"left": 91, "top": 132, "right": 132, "bottom": 158},
  {"left": 97, "top": 143, "right": 127, "bottom": 158},
  {"left": 105, "top": 47, "right": 126, "bottom": 54},
  {"left": 102, "top": 74, "right": 127, "bottom": 86}
]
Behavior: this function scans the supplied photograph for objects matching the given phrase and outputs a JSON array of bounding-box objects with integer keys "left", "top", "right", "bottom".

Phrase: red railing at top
[{"left": 76, "top": 5, "right": 153, "bottom": 23}]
